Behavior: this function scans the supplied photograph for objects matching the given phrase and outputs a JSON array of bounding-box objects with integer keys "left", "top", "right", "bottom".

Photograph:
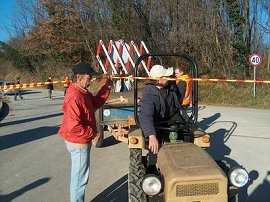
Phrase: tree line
[{"left": 0, "top": 0, "right": 269, "bottom": 79}]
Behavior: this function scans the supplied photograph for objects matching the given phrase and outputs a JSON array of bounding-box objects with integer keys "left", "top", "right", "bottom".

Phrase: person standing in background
[
  {"left": 14, "top": 77, "right": 23, "bottom": 101},
  {"left": 47, "top": 76, "right": 54, "bottom": 100},
  {"left": 174, "top": 67, "right": 192, "bottom": 109}
]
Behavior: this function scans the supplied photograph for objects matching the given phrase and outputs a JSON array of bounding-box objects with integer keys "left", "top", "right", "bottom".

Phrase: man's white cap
[{"left": 149, "top": 65, "right": 174, "bottom": 78}]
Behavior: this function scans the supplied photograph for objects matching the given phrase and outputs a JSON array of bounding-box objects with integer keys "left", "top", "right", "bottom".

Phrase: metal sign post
[
  {"left": 249, "top": 53, "right": 262, "bottom": 97},
  {"left": 253, "top": 66, "right": 256, "bottom": 97}
]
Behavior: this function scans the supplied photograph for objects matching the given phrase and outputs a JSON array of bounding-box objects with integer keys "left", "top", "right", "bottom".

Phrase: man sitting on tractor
[{"left": 139, "top": 65, "right": 188, "bottom": 154}]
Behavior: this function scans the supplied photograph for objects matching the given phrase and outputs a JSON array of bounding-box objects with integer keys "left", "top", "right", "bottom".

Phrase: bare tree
[{"left": 3, "top": 0, "right": 267, "bottom": 78}]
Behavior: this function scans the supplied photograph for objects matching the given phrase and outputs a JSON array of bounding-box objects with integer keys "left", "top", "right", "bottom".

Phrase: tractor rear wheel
[{"left": 128, "top": 148, "right": 147, "bottom": 202}]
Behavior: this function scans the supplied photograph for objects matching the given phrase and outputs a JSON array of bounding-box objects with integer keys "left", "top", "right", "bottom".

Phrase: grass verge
[{"left": 199, "top": 82, "right": 270, "bottom": 109}]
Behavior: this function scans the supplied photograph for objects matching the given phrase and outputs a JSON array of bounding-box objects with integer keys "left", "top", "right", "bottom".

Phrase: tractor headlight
[
  {"left": 141, "top": 175, "right": 162, "bottom": 196},
  {"left": 229, "top": 167, "right": 249, "bottom": 187}
]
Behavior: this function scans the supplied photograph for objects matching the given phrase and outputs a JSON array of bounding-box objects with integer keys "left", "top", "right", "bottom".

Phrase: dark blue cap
[{"left": 72, "top": 62, "right": 100, "bottom": 75}]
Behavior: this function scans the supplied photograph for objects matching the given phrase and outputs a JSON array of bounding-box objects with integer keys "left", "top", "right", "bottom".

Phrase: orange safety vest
[{"left": 177, "top": 74, "right": 192, "bottom": 106}]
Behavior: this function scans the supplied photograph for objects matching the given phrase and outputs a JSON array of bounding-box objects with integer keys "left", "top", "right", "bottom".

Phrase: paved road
[{"left": 0, "top": 88, "right": 269, "bottom": 202}]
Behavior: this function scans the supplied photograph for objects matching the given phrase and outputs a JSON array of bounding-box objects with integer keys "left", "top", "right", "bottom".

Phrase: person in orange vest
[
  {"left": 174, "top": 67, "right": 192, "bottom": 109},
  {"left": 63, "top": 76, "right": 71, "bottom": 96}
]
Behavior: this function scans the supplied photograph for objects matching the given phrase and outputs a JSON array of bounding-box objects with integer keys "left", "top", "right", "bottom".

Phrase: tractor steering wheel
[
  {"left": 156, "top": 120, "right": 206, "bottom": 138},
  {"left": 156, "top": 120, "right": 190, "bottom": 132}
]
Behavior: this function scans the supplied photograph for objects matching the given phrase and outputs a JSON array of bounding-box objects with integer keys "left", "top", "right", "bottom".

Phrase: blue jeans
[
  {"left": 65, "top": 142, "right": 91, "bottom": 202},
  {"left": 14, "top": 90, "right": 23, "bottom": 100},
  {"left": 48, "top": 89, "right": 52, "bottom": 99}
]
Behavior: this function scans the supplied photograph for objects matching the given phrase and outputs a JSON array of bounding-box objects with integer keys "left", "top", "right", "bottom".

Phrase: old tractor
[{"left": 95, "top": 52, "right": 249, "bottom": 202}]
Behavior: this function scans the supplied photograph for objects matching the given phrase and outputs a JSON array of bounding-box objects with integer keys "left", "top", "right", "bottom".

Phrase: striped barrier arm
[
  {"left": 0, "top": 81, "right": 66, "bottom": 90},
  {"left": 112, "top": 76, "right": 270, "bottom": 84},
  {"left": 1, "top": 77, "right": 270, "bottom": 91}
]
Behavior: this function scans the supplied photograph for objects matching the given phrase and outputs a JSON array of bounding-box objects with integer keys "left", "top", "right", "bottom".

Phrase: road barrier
[
  {"left": 112, "top": 76, "right": 270, "bottom": 84},
  {"left": 0, "top": 81, "right": 66, "bottom": 90},
  {"left": 0, "top": 76, "right": 269, "bottom": 91}
]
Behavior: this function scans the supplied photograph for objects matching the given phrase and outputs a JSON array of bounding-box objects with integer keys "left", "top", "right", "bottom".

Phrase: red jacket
[{"left": 58, "top": 83, "right": 110, "bottom": 144}]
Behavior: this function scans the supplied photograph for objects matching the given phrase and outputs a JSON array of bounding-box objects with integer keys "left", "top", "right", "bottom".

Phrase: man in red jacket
[{"left": 58, "top": 62, "right": 112, "bottom": 202}]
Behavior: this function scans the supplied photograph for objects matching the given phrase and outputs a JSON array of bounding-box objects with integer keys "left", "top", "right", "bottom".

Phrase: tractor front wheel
[{"left": 128, "top": 148, "right": 147, "bottom": 202}]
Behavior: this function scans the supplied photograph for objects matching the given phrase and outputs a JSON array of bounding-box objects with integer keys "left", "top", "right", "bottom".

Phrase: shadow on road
[
  {"left": 90, "top": 175, "right": 128, "bottom": 202},
  {"left": 0, "top": 126, "right": 59, "bottom": 150},
  {"left": 205, "top": 122, "right": 237, "bottom": 160},
  {"left": 0, "top": 177, "right": 51, "bottom": 202},
  {"left": 25, "top": 95, "right": 64, "bottom": 101},
  {"left": 21, "top": 89, "right": 43, "bottom": 95},
  {"left": 197, "top": 112, "right": 270, "bottom": 201},
  {"left": 23, "top": 96, "right": 50, "bottom": 100},
  {"left": 246, "top": 170, "right": 270, "bottom": 202},
  {"left": 101, "top": 135, "right": 121, "bottom": 147},
  {"left": 197, "top": 112, "right": 221, "bottom": 131},
  {"left": 0, "top": 102, "right": 10, "bottom": 123},
  {"left": 0, "top": 112, "right": 62, "bottom": 127}
]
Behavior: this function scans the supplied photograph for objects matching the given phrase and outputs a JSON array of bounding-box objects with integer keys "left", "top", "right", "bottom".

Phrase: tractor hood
[{"left": 157, "top": 143, "right": 228, "bottom": 201}]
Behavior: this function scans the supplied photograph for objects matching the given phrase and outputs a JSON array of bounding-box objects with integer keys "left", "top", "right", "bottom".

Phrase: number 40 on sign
[{"left": 249, "top": 53, "right": 262, "bottom": 67}]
